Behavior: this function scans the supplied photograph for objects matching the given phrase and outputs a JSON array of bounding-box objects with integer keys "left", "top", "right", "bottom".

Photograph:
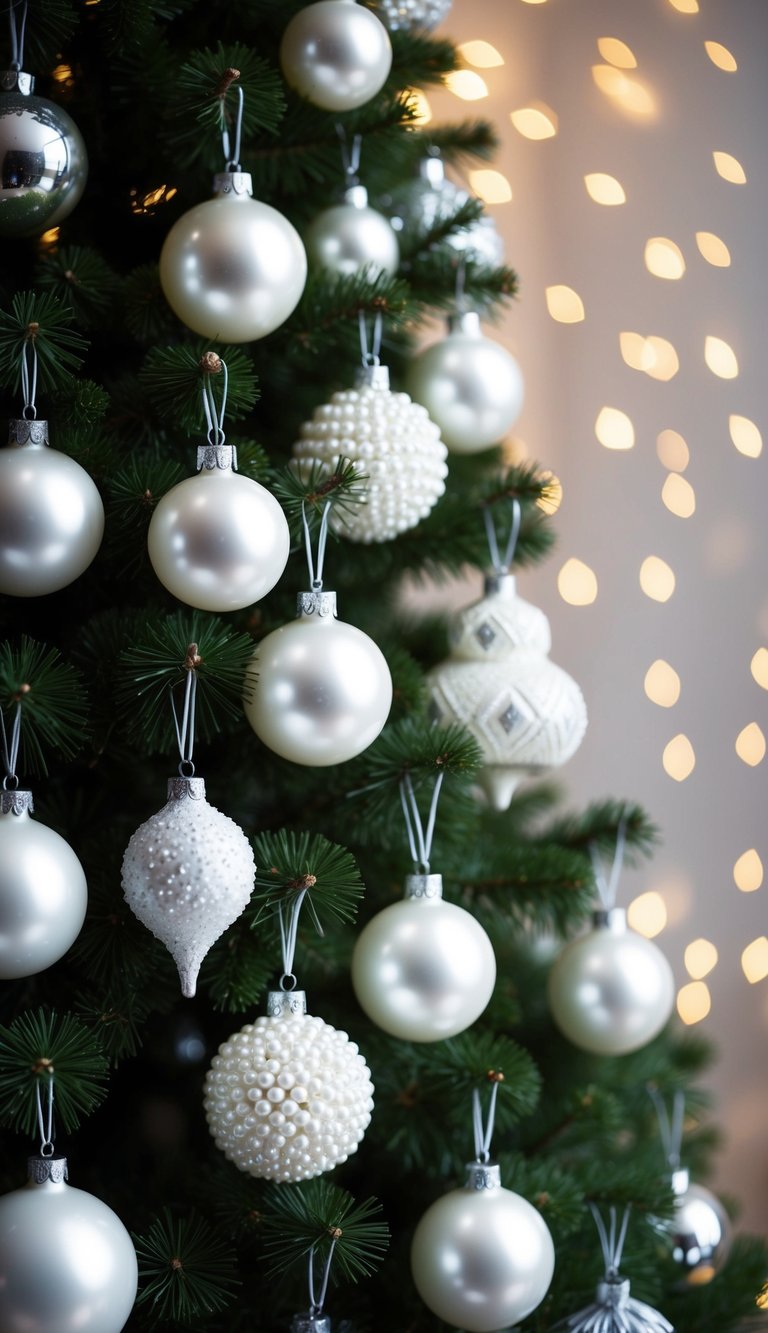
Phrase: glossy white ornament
[
  {"left": 0, "top": 1156, "right": 138, "bottom": 1333},
  {"left": 548, "top": 908, "right": 675, "bottom": 1056},
  {"left": 122, "top": 776, "right": 256, "bottom": 998},
  {"left": 204, "top": 990, "right": 374, "bottom": 1181},
  {"left": 244, "top": 590, "right": 392, "bottom": 766},
  {"left": 280, "top": 0, "right": 393, "bottom": 112},
  {"left": 305, "top": 184, "right": 399, "bottom": 278},
  {"left": 386, "top": 154, "right": 503, "bottom": 268},
  {"left": 147, "top": 444, "right": 290, "bottom": 612},
  {"left": 292, "top": 363, "right": 448, "bottom": 543},
  {"left": 159, "top": 171, "right": 307, "bottom": 342},
  {"left": 351, "top": 873, "right": 496, "bottom": 1041},
  {"left": 0, "top": 70, "right": 88, "bottom": 237},
  {"left": 408, "top": 312, "right": 524, "bottom": 453},
  {"left": 0, "top": 419, "right": 104, "bottom": 597},
  {"left": 0, "top": 790, "right": 87, "bottom": 979},
  {"left": 369, "top": 0, "right": 452, "bottom": 32},
  {"left": 411, "top": 1161, "right": 555, "bottom": 1331},
  {"left": 669, "top": 1169, "right": 730, "bottom": 1283}
]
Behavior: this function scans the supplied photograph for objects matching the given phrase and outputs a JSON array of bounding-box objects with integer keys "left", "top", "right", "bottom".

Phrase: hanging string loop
[
  {"left": 35, "top": 1071, "right": 55, "bottom": 1158},
  {"left": 0, "top": 701, "right": 22, "bottom": 790},
  {"left": 222, "top": 83, "right": 244, "bottom": 172},
  {"left": 647, "top": 1086, "right": 685, "bottom": 1172},
  {"left": 399, "top": 771, "right": 444, "bottom": 875},
  {"left": 483, "top": 497, "right": 521, "bottom": 577},
  {"left": 170, "top": 645, "right": 200, "bottom": 777},
  {"left": 20, "top": 336, "right": 38, "bottom": 421},
  {"left": 471, "top": 1077, "right": 503, "bottom": 1164},
  {"left": 201, "top": 357, "right": 229, "bottom": 448},
  {"left": 588, "top": 812, "right": 628, "bottom": 912},
  {"left": 335, "top": 123, "right": 362, "bottom": 185},
  {"left": 589, "top": 1202, "right": 631, "bottom": 1281},
  {"left": 307, "top": 1232, "right": 340, "bottom": 1317},
  {"left": 358, "top": 310, "right": 383, "bottom": 368},
  {"left": 302, "top": 501, "right": 332, "bottom": 592},
  {"left": 8, "top": 0, "right": 28, "bottom": 72}
]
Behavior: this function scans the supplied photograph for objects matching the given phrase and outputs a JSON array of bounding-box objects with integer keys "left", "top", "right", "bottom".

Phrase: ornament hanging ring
[{"left": 280, "top": 972, "right": 298, "bottom": 992}]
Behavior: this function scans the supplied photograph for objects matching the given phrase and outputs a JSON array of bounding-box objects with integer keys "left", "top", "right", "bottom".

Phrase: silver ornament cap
[{"left": 292, "top": 1316, "right": 332, "bottom": 1333}]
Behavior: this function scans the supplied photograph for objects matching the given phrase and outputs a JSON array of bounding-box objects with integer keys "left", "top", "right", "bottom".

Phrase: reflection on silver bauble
[
  {"left": 244, "top": 591, "right": 392, "bottom": 766},
  {"left": 204, "top": 991, "right": 374, "bottom": 1181},
  {"left": 147, "top": 447, "right": 290, "bottom": 611},
  {"left": 159, "top": 172, "right": 307, "bottom": 342},
  {"left": 0, "top": 420, "right": 104, "bottom": 597},
  {"left": 0, "top": 1157, "right": 138, "bottom": 1333},
  {"left": 351, "top": 873, "right": 496, "bottom": 1041},
  {"left": 548, "top": 909, "right": 675, "bottom": 1056},
  {"left": 0, "top": 71, "right": 88, "bottom": 237},
  {"left": 669, "top": 1169, "right": 730, "bottom": 1284},
  {"left": 305, "top": 186, "right": 399, "bottom": 278},
  {"left": 369, "top": 0, "right": 452, "bottom": 33},
  {"left": 0, "top": 791, "right": 87, "bottom": 979},
  {"left": 386, "top": 155, "right": 503, "bottom": 268},
  {"left": 408, "top": 312, "right": 524, "bottom": 453},
  {"left": 122, "top": 777, "right": 256, "bottom": 998},
  {"left": 411, "top": 1162, "right": 555, "bottom": 1331},
  {"left": 280, "top": 0, "right": 393, "bottom": 112}
]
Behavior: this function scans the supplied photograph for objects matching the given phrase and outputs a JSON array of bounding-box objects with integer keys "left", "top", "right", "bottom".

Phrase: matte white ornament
[
  {"left": 407, "top": 311, "right": 524, "bottom": 453},
  {"left": 0, "top": 69, "right": 87, "bottom": 238},
  {"left": 122, "top": 776, "right": 256, "bottom": 998},
  {"left": 427, "top": 573, "right": 587, "bottom": 809},
  {"left": 0, "top": 790, "right": 87, "bottom": 979},
  {"left": 0, "top": 1156, "right": 138, "bottom": 1333},
  {"left": 369, "top": 0, "right": 452, "bottom": 33},
  {"left": 0, "top": 419, "right": 104, "bottom": 597},
  {"left": 147, "top": 444, "right": 290, "bottom": 612},
  {"left": 203, "top": 990, "right": 374, "bottom": 1181},
  {"left": 280, "top": 0, "right": 393, "bottom": 112},
  {"left": 351, "top": 873, "right": 496, "bottom": 1041},
  {"left": 411, "top": 1161, "right": 555, "bottom": 1331},
  {"left": 292, "top": 363, "right": 448, "bottom": 543},
  {"left": 159, "top": 171, "right": 307, "bottom": 342},
  {"left": 305, "top": 183, "right": 399, "bottom": 278},
  {"left": 668, "top": 1168, "right": 730, "bottom": 1283},
  {"left": 386, "top": 154, "right": 503, "bottom": 268},
  {"left": 548, "top": 908, "right": 675, "bottom": 1056}
]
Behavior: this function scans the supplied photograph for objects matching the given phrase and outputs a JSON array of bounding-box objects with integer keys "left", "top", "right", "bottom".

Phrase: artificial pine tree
[{"left": 0, "top": 2, "right": 766, "bottom": 1331}]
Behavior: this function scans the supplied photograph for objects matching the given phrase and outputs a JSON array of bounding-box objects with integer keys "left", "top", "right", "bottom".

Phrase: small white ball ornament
[
  {"left": 0, "top": 69, "right": 88, "bottom": 237},
  {"left": 351, "top": 872, "right": 496, "bottom": 1041},
  {"left": 305, "top": 183, "right": 399, "bottom": 278},
  {"left": 411, "top": 1161, "right": 555, "bottom": 1331},
  {"left": 203, "top": 989, "right": 374, "bottom": 1182},
  {"left": 280, "top": 0, "right": 393, "bottom": 112}
]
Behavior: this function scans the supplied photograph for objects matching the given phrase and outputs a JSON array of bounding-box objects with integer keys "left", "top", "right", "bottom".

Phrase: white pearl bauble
[
  {"left": 147, "top": 455, "right": 290, "bottom": 612},
  {"left": 122, "top": 777, "right": 256, "bottom": 998},
  {"left": 411, "top": 1165, "right": 555, "bottom": 1331},
  {"left": 0, "top": 1158, "right": 138, "bottom": 1333},
  {"left": 0, "top": 792, "right": 87, "bottom": 979},
  {"left": 244, "top": 592, "right": 392, "bottom": 766},
  {"left": 305, "top": 192, "right": 399, "bottom": 278},
  {"left": 280, "top": 0, "right": 393, "bottom": 112},
  {"left": 351, "top": 874, "right": 496, "bottom": 1041},
  {"left": 0, "top": 422, "right": 104, "bottom": 597},
  {"left": 203, "top": 999, "right": 374, "bottom": 1181},
  {"left": 669, "top": 1170, "right": 730, "bottom": 1283},
  {"left": 408, "top": 314, "right": 524, "bottom": 453},
  {"left": 0, "top": 75, "right": 88, "bottom": 237},
  {"left": 548, "top": 909, "right": 675, "bottom": 1055}
]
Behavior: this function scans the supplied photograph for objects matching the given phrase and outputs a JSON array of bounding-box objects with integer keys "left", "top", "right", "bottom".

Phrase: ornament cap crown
[
  {"left": 404, "top": 873, "right": 443, "bottom": 900},
  {"left": 672, "top": 1167, "right": 690, "bottom": 1196},
  {"left": 8, "top": 419, "right": 49, "bottom": 448},
  {"left": 483, "top": 571, "right": 517, "bottom": 598},
  {"left": 355, "top": 363, "right": 390, "bottom": 391},
  {"left": 166, "top": 776, "right": 207, "bottom": 802},
  {"left": 212, "top": 171, "right": 253, "bottom": 198},
  {"left": 27, "top": 1155, "right": 68, "bottom": 1185},
  {"left": 0, "top": 789, "right": 33, "bottom": 815},
  {"left": 298, "top": 590, "right": 337, "bottom": 620},
  {"left": 267, "top": 990, "right": 308, "bottom": 1018},
  {"left": 596, "top": 1276, "right": 631, "bottom": 1309},
  {"left": 197, "top": 444, "right": 236, "bottom": 472},
  {"left": 448, "top": 310, "right": 482, "bottom": 338},
  {"left": 464, "top": 1161, "right": 501, "bottom": 1191},
  {"left": 343, "top": 183, "right": 368, "bottom": 210},
  {"left": 291, "top": 1316, "right": 331, "bottom": 1333},
  {"left": 592, "top": 906, "right": 626, "bottom": 933},
  {"left": 419, "top": 154, "right": 445, "bottom": 187},
  {"left": 1, "top": 69, "right": 34, "bottom": 94}
]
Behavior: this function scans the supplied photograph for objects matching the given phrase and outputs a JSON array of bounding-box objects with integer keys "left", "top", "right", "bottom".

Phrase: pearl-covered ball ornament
[
  {"left": 369, "top": 0, "right": 452, "bottom": 32},
  {"left": 351, "top": 873, "right": 496, "bottom": 1041},
  {"left": 159, "top": 171, "right": 307, "bottom": 342},
  {"left": 203, "top": 990, "right": 374, "bottom": 1182},
  {"left": 548, "top": 908, "right": 675, "bottom": 1056},
  {"left": 668, "top": 1169, "right": 730, "bottom": 1284},
  {"left": 280, "top": 0, "right": 393, "bottom": 112},
  {"left": 305, "top": 184, "right": 399, "bottom": 278},
  {"left": 0, "top": 69, "right": 87, "bottom": 237}
]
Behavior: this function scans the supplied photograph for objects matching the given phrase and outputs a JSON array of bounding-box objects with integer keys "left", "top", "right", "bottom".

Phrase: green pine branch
[
  {"left": 251, "top": 830, "right": 366, "bottom": 933},
  {"left": 133, "top": 1209, "right": 240, "bottom": 1326},
  {"left": 169, "top": 43, "right": 286, "bottom": 166},
  {"left": 139, "top": 343, "right": 259, "bottom": 432},
  {"left": 35, "top": 247, "right": 123, "bottom": 329},
  {"left": 0, "top": 638, "right": 89, "bottom": 777},
  {"left": 259, "top": 1180, "right": 389, "bottom": 1286},
  {"left": 0, "top": 292, "right": 88, "bottom": 397},
  {"left": 0, "top": 1009, "right": 109, "bottom": 1137}
]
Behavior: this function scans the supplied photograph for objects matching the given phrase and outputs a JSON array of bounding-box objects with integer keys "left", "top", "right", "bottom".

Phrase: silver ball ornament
[
  {"left": 669, "top": 1169, "right": 730, "bottom": 1284},
  {"left": 351, "top": 873, "right": 496, "bottom": 1041},
  {"left": 408, "top": 312, "right": 524, "bottom": 453},
  {"left": 411, "top": 1162, "right": 555, "bottom": 1331},
  {"left": 556, "top": 1276, "right": 673, "bottom": 1333},
  {"left": 386, "top": 155, "right": 503, "bottom": 268},
  {"left": 305, "top": 185, "right": 399, "bottom": 278},
  {"left": 0, "top": 70, "right": 88, "bottom": 237},
  {"left": 0, "top": 420, "right": 104, "bottom": 597},
  {"left": 548, "top": 909, "right": 675, "bottom": 1056},
  {"left": 0, "top": 791, "right": 87, "bottom": 979},
  {"left": 369, "top": 0, "right": 453, "bottom": 33},
  {"left": 0, "top": 1156, "right": 138, "bottom": 1333},
  {"left": 159, "top": 172, "right": 307, "bottom": 342},
  {"left": 280, "top": 0, "right": 393, "bottom": 112}
]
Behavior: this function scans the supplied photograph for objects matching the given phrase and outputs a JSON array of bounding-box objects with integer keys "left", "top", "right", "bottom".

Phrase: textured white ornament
[
  {"left": 427, "top": 574, "right": 587, "bottom": 809},
  {"left": 407, "top": 312, "right": 524, "bottom": 453},
  {"left": 280, "top": 0, "right": 393, "bottom": 112},
  {"left": 147, "top": 444, "right": 290, "bottom": 612},
  {"left": 668, "top": 1168, "right": 730, "bottom": 1283},
  {"left": 122, "top": 776, "right": 256, "bottom": 998},
  {"left": 0, "top": 419, "right": 104, "bottom": 597},
  {"left": 0, "top": 70, "right": 87, "bottom": 237},
  {"left": 548, "top": 908, "right": 675, "bottom": 1056},
  {"left": 0, "top": 1156, "right": 138, "bottom": 1333},
  {"left": 244, "top": 590, "right": 392, "bottom": 765},
  {"left": 369, "top": 0, "right": 452, "bottom": 33},
  {"left": 0, "top": 790, "right": 87, "bottom": 979},
  {"left": 411, "top": 1161, "right": 555, "bottom": 1332},
  {"left": 203, "top": 990, "right": 374, "bottom": 1182},
  {"left": 386, "top": 155, "right": 503, "bottom": 268},
  {"left": 305, "top": 184, "right": 399, "bottom": 278},
  {"left": 292, "top": 363, "right": 448, "bottom": 543},
  {"left": 351, "top": 873, "right": 496, "bottom": 1041},
  {"left": 159, "top": 171, "right": 307, "bottom": 342}
]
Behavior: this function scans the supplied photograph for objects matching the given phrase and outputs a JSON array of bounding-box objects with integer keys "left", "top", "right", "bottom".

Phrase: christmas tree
[{"left": 0, "top": 1, "right": 766, "bottom": 1330}]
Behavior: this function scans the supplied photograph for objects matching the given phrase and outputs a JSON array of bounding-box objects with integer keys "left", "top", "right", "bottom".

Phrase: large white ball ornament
[
  {"left": 204, "top": 991, "right": 374, "bottom": 1182},
  {"left": 548, "top": 909, "right": 675, "bottom": 1056},
  {"left": 244, "top": 591, "right": 393, "bottom": 766},
  {"left": 0, "top": 790, "right": 87, "bottom": 979},
  {"left": 0, "top": 420, "right": 104, "bottom": 597},
  {"left": 0, "top": 1156, "right": 138, "bottom": 1333},
  {"left": 0, "top": 71, "right": 88, "bottom": 237},
  {"left": 159, "top": 172, "right": 307, "bottom": 342},
  {"left": 280, "top": 0, "right": 393, "bottom": 112},
  {"left": 407, "top": 312, "right": 524, "bottom": 454},
  {"left": 305, "top": 185, "right": 399, "bottom": 278},
  {"left": 147, "top": 445, "right": 290, "bottom": 612},
  {"left": 351, "top": 873, "right": 496, "bottom": 1041},
  {"left": 411, "top": 1162, "right": 555, "bottom": 1331}
]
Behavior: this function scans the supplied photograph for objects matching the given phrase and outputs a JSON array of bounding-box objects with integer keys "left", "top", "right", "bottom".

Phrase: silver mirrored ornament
[
  {"left": 305, "top": 183, "right": 399, "bottom": 278},
  {"left": 280, "top": 0, "right": 393, "bottom": 112},
  {"left": 669, "top": 1168, "right": 730, "bottom": 1284},
  {"left": 0, "top": 69, "right": 88, "bottom": 237},
  {"left": 369, "top": 0, "right": 452, "bottom": 32},
  {"left": 385, "top": 154, "right": 503, "bottom": 268},
  {"left": 555, "top": 1275, "right": 673, "bottom": 1332}
]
